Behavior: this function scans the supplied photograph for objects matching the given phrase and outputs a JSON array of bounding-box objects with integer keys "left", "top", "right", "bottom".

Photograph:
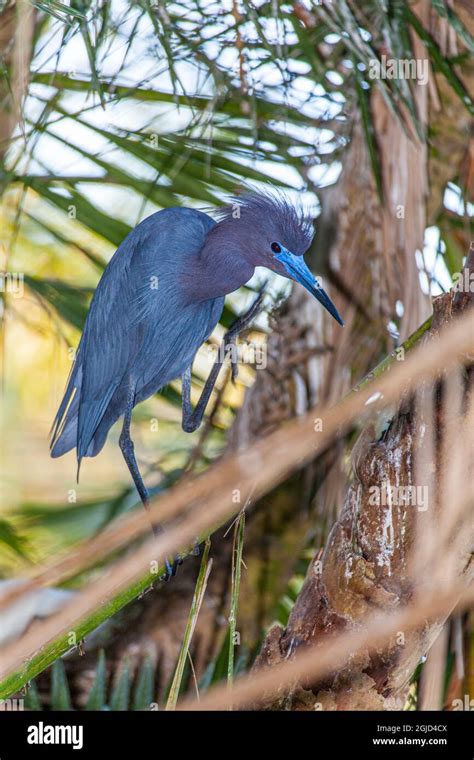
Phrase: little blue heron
[{"left": 51, "top": 192, "right": 343, "bottom": 576}]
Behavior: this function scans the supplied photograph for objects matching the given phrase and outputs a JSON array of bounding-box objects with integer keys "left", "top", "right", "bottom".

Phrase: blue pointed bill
[{"left": 275, "top": 247, "right": 344, "bottom": 326}]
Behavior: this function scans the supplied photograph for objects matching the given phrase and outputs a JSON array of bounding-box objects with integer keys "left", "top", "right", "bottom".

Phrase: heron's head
[{"left": 214, "top": 191, "right": 344, "bottom": 326}]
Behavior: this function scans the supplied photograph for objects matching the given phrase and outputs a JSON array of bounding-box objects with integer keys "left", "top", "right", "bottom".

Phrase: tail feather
[
  {"left": 50, "top": 361, "right": 82, "bottom": 458},
  {"left": 50, "top": 401, "right": 79, "bottom": 458},
  {"left": 51, "top": 350, "right": 126, "bottom": 465},
  {"left": 50, "top": 350, "right": 82, "bottom": 442},
  {"left": 76, "top": 384, "right": 118, "bottom": 462}
]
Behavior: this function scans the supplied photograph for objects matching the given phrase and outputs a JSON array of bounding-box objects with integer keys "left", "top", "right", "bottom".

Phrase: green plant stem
[
  {"left": 354, "top": 316, "right": 432, "bottom": 391},
  {"left": 228, "top": 511, "right": 245, "bottom": 689},
  {"left": 166, "top": 539, "right": 212, "bottom": 710}
]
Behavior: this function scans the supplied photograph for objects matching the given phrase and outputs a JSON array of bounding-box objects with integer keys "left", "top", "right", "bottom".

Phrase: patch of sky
[{"left": 444, "top": 182, "right": 474, "bottom": 216}]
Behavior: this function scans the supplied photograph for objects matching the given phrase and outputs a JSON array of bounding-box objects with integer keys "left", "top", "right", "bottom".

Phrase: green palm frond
[
  {"left": 31, "top": 0, "right": 87, "bottom": 24},
  {"left": 85, "top": 650, "right": 107, "bottom": 710},
  {"left": 0, "top": 519, "right": 31, "bottom": 561},
  {"left": 50, "top": 659, "right": 72, "bottom": 710}
]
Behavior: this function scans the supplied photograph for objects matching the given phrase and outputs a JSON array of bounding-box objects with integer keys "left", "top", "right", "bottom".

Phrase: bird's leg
[
  {"left": 182, "top": 286, "right": 266, "bottom": 433},
  {"left": 119, "top": 388, "right": 151, "bottom": 512},
  {"left": 181, "top": 361, "right": 222, "bottom": 433},
  {"left": 224, "top": 285, "right": 266, "bottom": 383},
  {"left": 119, "top": 386, "right": 178, "bottom": 580}
]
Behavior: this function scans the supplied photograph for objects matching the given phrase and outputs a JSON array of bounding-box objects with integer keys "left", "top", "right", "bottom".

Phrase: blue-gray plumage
[{"left": 51, "top": 192, "right": 343, "bottom": 557}]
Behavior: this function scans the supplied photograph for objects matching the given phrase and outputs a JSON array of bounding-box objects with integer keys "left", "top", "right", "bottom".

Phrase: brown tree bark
[
  {"left": 0, "top": 1, "right": 36, "bottom": 165},
  {"left": 252, "top": 252, "right": 474, "bottom": 710}
]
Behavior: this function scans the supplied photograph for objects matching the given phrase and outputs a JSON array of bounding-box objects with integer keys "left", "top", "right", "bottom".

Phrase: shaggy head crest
[{"left": 213, "top": 190, "right": 314, "bottom": 257}]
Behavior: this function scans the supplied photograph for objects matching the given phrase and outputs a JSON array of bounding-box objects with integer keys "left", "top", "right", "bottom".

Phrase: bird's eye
[{"left": 271, "top": 242, "right": 281, "bottom": 254}]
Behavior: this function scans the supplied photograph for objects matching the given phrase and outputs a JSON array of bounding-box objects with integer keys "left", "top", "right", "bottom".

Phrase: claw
[
  {"left": 160, "top": 558, "right": 174, "bottom": 582},
  {"left": 160, "top": 555, "right": 184, "bottom": 582}
]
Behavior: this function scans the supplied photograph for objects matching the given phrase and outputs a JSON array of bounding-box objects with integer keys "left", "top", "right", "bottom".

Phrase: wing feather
[{"left": 52, "top": 208, "right": 217, "bottom": 462}]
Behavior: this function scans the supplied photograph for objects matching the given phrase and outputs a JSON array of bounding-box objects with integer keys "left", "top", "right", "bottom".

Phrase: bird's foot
[
  {"left": 159, "top": 539, "right": 203, "bottom": 581},
  {"left": 223, "top": 336, "right": 240, "bottom": 384},
  {"left": 160, "top": 555, "right": 183, "bottom": 583}
]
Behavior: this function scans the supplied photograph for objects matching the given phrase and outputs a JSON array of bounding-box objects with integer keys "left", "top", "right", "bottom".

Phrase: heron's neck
[{"left": 186, "top": 240, "right": 255, "bottom": 302}]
